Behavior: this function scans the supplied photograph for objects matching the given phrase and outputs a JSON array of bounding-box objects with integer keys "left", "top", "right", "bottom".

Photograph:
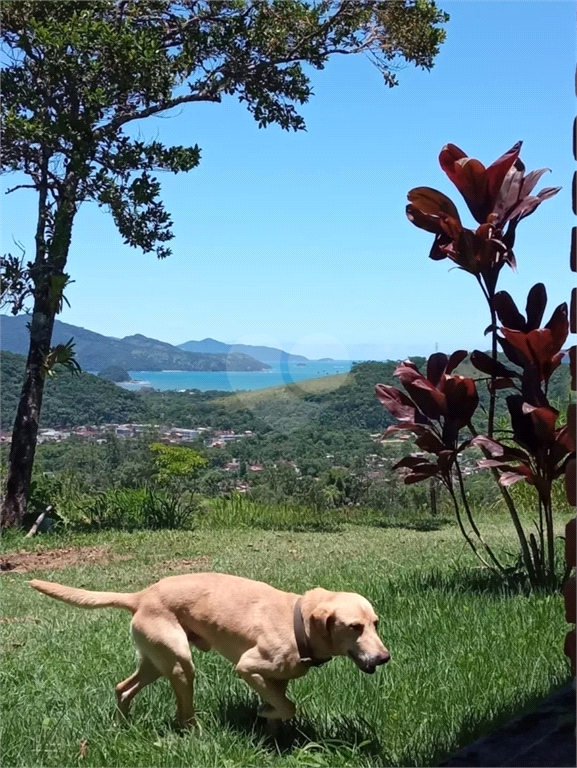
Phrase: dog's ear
[{"left": 310, "top": 605, "right": 336, "bottom": 639}]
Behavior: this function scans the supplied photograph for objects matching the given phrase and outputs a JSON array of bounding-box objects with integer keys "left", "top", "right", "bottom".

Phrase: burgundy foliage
[
  {"left": 406, "top": 142, "right": 560, "bottom": 294},
  {"left": 375, "top": 352, "right": 477, "bottom": 485},
  {"left": 382, "top": 139, "right": 572, "bottom": 587},
  {"left": 470, "top": 284, "right": 569, "bottom": 393}
]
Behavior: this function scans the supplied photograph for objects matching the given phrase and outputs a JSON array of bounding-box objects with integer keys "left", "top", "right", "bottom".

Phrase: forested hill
[
  {"left": 178, "top": 338, "right": 308, "bottom": 363},
  {"left": 2, "top": 351, "right": 570, "bottom": 435},
  {"left": 0, "top": 315, "right": 269, "bottom": 372},
  {"left": 1, "top": 351, "right": 150, "bottom": 429}
]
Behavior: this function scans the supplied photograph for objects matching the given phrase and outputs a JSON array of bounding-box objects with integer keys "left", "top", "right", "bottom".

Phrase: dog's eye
[
  {"left": 374, "top": 620, "right": 379, "bottom": 629},
  {"left": 350, "top": 623, "right": 363, "bottom": 633}
]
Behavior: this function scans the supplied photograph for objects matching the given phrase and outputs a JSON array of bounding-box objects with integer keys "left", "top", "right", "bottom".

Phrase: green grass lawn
[{"left": 1, "top": 512, "right": 571, "bottom": 767}]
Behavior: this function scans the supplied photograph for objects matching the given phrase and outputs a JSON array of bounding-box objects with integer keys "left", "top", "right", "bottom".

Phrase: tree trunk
[
  {"left": 1, "top": 302, "right": 57, "bottom": 527},
  {"left": 1, "top": 171, "right": 77, "bottom": 528}
]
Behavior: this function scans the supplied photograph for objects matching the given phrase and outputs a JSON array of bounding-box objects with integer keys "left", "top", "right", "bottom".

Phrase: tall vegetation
[
  {"left": 376, "top": 142, "right": 574, "bottom": 589},
  {"left": 0, "top": 0, "right": 448, "bottom": 526}
]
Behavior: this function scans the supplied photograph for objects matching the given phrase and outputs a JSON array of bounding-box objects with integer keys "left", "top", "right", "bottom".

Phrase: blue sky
[{"left": 2, "top": 0, "right": 575, "bottom": 361}]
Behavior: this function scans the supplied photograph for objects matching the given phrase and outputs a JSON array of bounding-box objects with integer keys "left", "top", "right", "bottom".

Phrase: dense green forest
[
  {"left": 3, "top": 350, "right": 571, "bottom": 435},
  {"left": 1, "top": 352, "right": 149, "bottom": 429},
  {"left": 3, "top": 349, "right": 570, "bottom": 523}
]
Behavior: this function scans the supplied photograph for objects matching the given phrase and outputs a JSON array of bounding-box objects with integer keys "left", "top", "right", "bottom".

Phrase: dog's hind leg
[
  {"left": 131, "top": 613, "right": 197, "bottom": 728},
  {"left": 115, "top": 657, "right": 161, "bottom": 720}
]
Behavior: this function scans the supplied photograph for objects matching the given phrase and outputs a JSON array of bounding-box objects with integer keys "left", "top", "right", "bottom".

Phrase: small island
[
  {"left": 317, "top": 358, "right": 335, "bottom": 362},
  {"left": 98, "top": 365, "right": 132, "bottom": 383}
]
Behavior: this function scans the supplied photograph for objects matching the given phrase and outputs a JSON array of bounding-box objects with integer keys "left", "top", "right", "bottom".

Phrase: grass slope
[
  {"left": 216, "top": 373, "right": 352, "bottom": 409},
  {"left": 1, "top": 511, "right": 570, "bottom": 768}
]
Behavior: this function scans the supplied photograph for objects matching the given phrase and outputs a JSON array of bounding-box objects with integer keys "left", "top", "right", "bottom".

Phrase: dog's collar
[{"left": 293, "top": 598, "right": 332, "bottom": 668}]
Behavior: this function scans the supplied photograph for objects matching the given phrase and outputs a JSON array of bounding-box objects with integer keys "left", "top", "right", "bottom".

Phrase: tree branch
[
  {"left": 5, "top": 183, "right": 37, "bottom": 195},
  {"left": 99, "top": 89, "right": 222, "bottom": 135}
]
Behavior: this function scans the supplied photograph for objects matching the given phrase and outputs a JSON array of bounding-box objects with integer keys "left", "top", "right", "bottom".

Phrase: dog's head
[{"left": 307, "top": 590, "right": 390, "bottom": 674}]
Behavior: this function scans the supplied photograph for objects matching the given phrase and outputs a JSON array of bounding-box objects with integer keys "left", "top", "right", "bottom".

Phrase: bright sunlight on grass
[{"left": 1, "top": 509, "right": 571, "bottom": 767}]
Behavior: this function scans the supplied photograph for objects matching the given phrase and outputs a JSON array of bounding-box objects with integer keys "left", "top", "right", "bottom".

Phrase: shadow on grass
[
  {"left": 399, "top": 566, "right": 532, "bottom": 597},
  {"left": 252, "top": 521, "right": 343, "bottom": 534},
  {"left": 433, "top": 682, "right": 575, "bottom": 767},
  {"left": 356, "top": 516, "right": 454, "bottom": 532},
  {"left": 213, "top": 691, "right": 385, "bottom": 759}
]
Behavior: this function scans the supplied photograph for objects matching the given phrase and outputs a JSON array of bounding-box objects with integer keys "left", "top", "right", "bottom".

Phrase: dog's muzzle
[{"left": 349, "top": 651, "right": 391, "bottom": 674}]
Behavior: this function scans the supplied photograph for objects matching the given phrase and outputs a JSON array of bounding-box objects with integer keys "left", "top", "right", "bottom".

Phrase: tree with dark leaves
[{"left": 0, "top": 0, "right": 448, "bottom": 526}]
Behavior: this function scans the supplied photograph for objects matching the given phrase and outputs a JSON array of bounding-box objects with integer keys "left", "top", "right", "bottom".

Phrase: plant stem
[
  {"left": 454, "top": 461, "right": 507, "bottom": 573},
  {"left": 446, "top": 480, "right": 494, "bottom": 571},
  {"left": 488, "top": 302, "right": 498, "bottom": 438},
  {"left": 468, "top": 417, "right": 538, "bottom": 588}
]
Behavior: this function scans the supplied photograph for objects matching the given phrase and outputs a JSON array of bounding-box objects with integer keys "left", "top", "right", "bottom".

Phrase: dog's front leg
[{"left": 235, "top": 650, "right": 295, "bottom": 720}]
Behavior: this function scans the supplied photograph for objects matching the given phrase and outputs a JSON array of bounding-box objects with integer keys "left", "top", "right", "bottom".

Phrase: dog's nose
[{"left": 377, "top": 652, "right": 391, "bottom": 665}]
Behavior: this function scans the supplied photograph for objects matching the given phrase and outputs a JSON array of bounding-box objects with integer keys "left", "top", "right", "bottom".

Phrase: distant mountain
[
  {"left": 0, "top": 316, "right": 269, "bottom": 372},
  {"left": 178, "top": 337, "right": 308, "bottom": 363}
]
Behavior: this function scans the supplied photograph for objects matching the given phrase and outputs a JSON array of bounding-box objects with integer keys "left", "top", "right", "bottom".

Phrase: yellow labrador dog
[{"left": 30, "top": 572, "right": 390, "bottom": 727}]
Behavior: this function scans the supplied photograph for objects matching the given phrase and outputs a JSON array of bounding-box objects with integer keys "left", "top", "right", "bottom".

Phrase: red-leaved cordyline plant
[
  {"left": 406, "top": 141, "right": 561, "bottom": 437},
  {"left": 377, "top": 142, "right": 575, "bottom": 590}
]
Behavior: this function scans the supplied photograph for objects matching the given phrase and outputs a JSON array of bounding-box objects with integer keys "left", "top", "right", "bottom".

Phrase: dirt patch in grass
[
  {"left": 0, "top": 546, "right": 133, "bottom": 574},
  {"left": 158, "top": 555, "right": 212, "bottom": 573}
]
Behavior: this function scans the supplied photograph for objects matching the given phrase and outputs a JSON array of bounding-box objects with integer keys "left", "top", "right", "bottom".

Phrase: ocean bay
[{"left": 120, "top": 360, "right": 353, "bottom": 392}]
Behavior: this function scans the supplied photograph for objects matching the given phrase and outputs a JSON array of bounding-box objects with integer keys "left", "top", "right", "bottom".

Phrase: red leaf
[
  {"left": 446, "top": 350, "right": 468, "bottom": 374},
  {"left": 394, "top": 359, "right": 422, "bottom": 383},
  {"left": 525, "top": 283, "right": 547, "bottom": 331},
  {"left": 552, "top": 427, "right": 574, "bottom": 465},
  {"left": 522, "top": 403, "right": 559, "bottom": 443},
  {"left": 494, "top": 291, "right": 526, "bottom": 331},
  {"left": 507, "top": 394, "right": 540, "bottom": 452},
  {"left": 375, "top": 385, "right": 418, "bottom": 422},
  {"left": 406, "top": 204, "right": 447, "bottom": 235},
  {"left": 471, "top": 435, "right": 530, "bottom": 462},
  {"left": 542, "top": 351, "right": 564, "bottom": 383},
  {"left": 407, "top": 187, "right": 461, "bottom": 221},
  {"left": 415, "top": 431, "right": 446, "bottom": 454},
  {"left": 544, "top": 303, "right": 569, "bottom": 350},
  {"left": 501, "top": 328, "right": 532, "bottom": 364},
  {"left": 404, "top": 469, "right": 439, "bottom": 485},
  {"left": 520, "top": 364, "right": 548, "bottom": 406},
  {"left": 498, "top": 334, "right": 529, "bottom": 369},
  {"left": 439, "top": 144, "right": 489, "bottom": 224},
  {"left": 488, "top": 377, "right": 516, "bottom": 392},
  {"left": 470, "top": 350, "right": 518, "bottom": 378},
  {"left": 500, "top": 468, "right": 534, "bottom": 486},
  {"left": 443, "top": 376, "right": 479, "bottom": 426},
  {"left": 520, "top": 168, "right": 551, "bottom": 198},
  {"left": 393, "top": 456, "right": 433, "bottom": 470},
  {"left": 506, "top": 187, "right": 562, "bottom": 224},
  {"left": 486, "top": 142, "right": 522, "bottom": 203},
  {"left": 493, "top": 156, "right": 525, "bottom": 216},
  {"left": 406, "top": 379, "right": 447, "bottom": 420},
  {"left": 526, "top": 327, "right": 566, "bottom": 367},
  {"left": 426, "top": 352, "right": 448, "bottom": 388}
]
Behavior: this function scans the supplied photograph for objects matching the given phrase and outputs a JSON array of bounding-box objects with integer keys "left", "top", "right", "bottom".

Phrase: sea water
[{"left": 119, "top": 360, "right": 353, "bottom": 393}]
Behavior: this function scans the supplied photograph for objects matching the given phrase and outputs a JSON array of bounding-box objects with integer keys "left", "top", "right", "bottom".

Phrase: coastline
[{"left": 118, "top": 360, "right": 352, "bottom": 393}]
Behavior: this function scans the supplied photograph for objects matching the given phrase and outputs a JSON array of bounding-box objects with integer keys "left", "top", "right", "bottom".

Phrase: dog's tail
[{"left": 29, "top": 579, "right": 139, "bottom": 613}]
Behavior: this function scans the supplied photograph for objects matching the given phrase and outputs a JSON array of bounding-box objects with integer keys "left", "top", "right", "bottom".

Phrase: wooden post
[{"left": 563, "top": 81, "right": 577, "bottom": 678}]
